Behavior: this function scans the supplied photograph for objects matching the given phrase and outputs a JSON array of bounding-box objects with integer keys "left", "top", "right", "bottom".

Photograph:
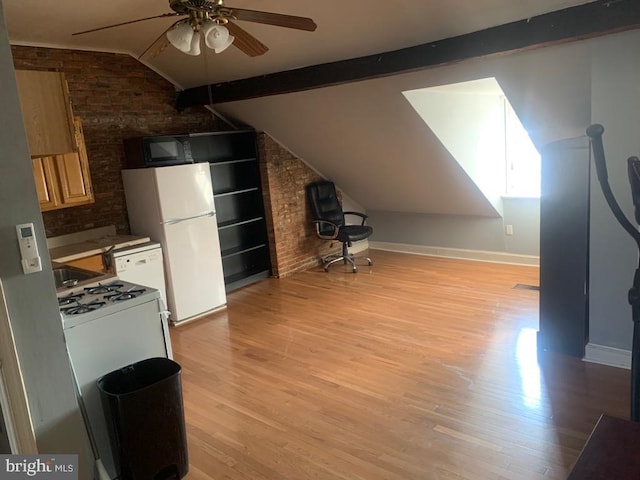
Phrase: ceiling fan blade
[
  {"left": 226, "top": 22, "right": 269, "bottom": 57},
  {"left": 138, "top": 20, "right": 181, "bottom": 60},
  {"left": 72, "top": 13, "right": 182, "bottom": 36},
  {"left": 227, "top": 8, "right": 317, "bottom": 32}
]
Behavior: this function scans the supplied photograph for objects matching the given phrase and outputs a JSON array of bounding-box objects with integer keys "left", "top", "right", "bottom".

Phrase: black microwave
[{"left": 123, "top": 135, "right": 194, "bottom": 168}]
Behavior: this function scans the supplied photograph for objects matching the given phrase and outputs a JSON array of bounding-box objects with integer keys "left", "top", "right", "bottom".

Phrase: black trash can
[{"left": 97, "top": 357, "right": 188, "bottom": 480}]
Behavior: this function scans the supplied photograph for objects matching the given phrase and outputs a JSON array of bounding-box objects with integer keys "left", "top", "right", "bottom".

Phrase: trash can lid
[{"left": 97, "top": 357, "right": 181, "bottom": 396}]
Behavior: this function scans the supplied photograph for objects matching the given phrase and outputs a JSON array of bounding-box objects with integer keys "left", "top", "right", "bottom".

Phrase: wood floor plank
[{"left": 170, "top": 250, "right": 629, "bottom": 479}]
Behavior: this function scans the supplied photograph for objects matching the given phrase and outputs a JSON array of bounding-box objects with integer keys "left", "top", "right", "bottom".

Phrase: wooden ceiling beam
[{"left": 176, "top": 0, "right": 640, "bottom": 109}]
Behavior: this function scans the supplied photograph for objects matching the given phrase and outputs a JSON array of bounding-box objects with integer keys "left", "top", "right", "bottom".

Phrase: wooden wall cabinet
[
  {"left": 15, "top": 70, "right": 76, "bottom": 156},
  {"left": 32, "top": 155, "right": 60, "bottom": 210},
  {"left": 32, "top": 117, "right": 94, "bottom": 212}
]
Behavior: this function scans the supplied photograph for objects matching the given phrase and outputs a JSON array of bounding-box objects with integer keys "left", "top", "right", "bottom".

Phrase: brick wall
[
  {"left": 11, "top": 45, "right": 336, "bottom": 278},
  {"left": 11, "top": 46, "right": 224, "bottom": 237},
  {"left": 257, "top": 134, "right": 340, "bottom": 277}
]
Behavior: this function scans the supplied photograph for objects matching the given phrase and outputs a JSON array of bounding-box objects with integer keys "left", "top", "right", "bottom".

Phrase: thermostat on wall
[{"left": 16, "top": 222, "right": 42, "bottom": 274}]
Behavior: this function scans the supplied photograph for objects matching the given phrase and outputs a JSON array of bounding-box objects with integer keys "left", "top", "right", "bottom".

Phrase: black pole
[
  {"left": 629, "top": 268, "right": 640, "bottom": 421},
  {"left": 587, "top": 124, "right": 640, "bottom": 422}
]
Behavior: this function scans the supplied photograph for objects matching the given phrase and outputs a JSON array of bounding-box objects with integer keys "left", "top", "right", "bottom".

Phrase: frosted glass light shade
[
  {"left": 186, "top": 31, "right": 201, "bottom": 56},
  {"left": 218, "top": 34, "right": 235, "bottom": 54},
  {"left": 166, "top": 21, "right": 194, "bottom": 53},
  {"left": 203, "top": 23, "right": 234, "bottom": 53}
]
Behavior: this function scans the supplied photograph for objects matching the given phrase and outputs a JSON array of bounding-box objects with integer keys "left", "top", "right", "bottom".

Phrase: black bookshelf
[{"left": 190, "top": 130, "right": 271, "bottom": 292}]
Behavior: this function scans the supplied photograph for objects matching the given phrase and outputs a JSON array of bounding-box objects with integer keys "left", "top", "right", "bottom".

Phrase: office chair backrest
[{"left": 306, "top": 181, "right": 345, "bottom": 236}]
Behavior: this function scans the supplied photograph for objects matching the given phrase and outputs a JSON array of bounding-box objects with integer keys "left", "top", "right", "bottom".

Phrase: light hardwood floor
[{"left": 170, "top": 250, "right": 629, "bottom": 480}]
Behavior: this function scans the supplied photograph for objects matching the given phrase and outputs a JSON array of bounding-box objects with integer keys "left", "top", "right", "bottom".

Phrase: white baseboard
[
  {"left": 368, "top": 241, "right": 539, "bottom": 266},
  {"left": 343, "top": 239, "right": 370, "bottom": 254},
  {"left": 584, "top": 343, "right": 631, "bottom": 369}
]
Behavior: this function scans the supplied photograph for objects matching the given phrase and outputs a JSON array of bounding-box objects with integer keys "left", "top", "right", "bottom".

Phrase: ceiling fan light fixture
[
  {"left": 204, "top": 24, "right": 234, "bottom": 53},
  {"left": 166, "top": 21, "right": 194, "bottom": 53},
  {"left": 73, "top": 3, "right": 315, "bottom": 59}
]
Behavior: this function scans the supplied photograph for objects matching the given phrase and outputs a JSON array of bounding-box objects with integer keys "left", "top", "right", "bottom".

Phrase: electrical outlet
[{"left": 505, "top": 224, "right": 514, "bottom": 236}]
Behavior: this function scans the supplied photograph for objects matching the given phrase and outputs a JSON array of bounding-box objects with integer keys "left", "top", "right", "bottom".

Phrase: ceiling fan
[{"left": 72, "top": 0, "right": 317, "bottom": 59}]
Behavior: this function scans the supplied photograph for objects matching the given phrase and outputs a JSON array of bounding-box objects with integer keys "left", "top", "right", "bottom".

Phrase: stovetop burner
[
  {"left": 104, "top": 288, "right": 146, "bottom": 302},
  {"left": 84, "top": 282, "right": 125, "bottom": 295},
  {"left": 61, "top": 301, "right": 106, "bottom": 315},
  {"left": 58, "top": 292, "right": 85, "bottom": 306}
]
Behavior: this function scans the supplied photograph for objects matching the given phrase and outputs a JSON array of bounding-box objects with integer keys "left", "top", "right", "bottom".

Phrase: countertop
[{"left": 49, "top": 235, "right": 151, "bottom": 263}]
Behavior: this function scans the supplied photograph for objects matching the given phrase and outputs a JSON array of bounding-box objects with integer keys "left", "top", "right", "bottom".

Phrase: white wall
[
  {"left": 0, "top": 2, "right": 93, "bottom": 476},
  {"left": 503, "top": 197, "right": 540, "bottom": 256},
  {"left": 369, "top": 195, "right": 540, "bottom": 257},
  {"left": 589, "top": 30, "right": 640, "bottom": 350},
  {"left": 403, "top": 84, "right": 505, "bottom": 215},
  {"left": 368, "top": 212, "right": 505, "bottom": 252},
  {"left": 217, "top": 37, "right": 592, "bottom": 218}
]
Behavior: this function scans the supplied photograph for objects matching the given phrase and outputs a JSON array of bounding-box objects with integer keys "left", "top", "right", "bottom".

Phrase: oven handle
[{"left": 159, "top": 301, "right": 173, "bottom": 360}]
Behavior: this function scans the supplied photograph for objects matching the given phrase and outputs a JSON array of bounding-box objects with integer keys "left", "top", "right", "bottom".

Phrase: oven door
[{"left": 63, "top": 295, "right": 169, "bottom": 479}]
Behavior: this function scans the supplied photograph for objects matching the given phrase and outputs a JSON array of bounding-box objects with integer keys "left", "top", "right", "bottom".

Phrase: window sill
[{"left": 501, "top": 194, "right": 540, "bottom": 200}]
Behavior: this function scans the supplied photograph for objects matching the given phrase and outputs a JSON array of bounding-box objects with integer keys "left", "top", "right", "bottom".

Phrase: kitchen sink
[{"left": 53, "top": 265, "right": 105, "bottom": 289}]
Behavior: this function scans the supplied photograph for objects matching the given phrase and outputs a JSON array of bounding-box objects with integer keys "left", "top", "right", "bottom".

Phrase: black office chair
[{"left": 306, "top": 180, "right": 373, "bottom": 273}]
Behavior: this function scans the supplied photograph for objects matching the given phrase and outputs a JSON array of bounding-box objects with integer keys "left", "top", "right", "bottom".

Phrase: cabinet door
[
  {"left": 31, "top": 117, "right": 94, "bottom": 211},
  {"left": 15, "top": 70, "right": 75, "bottom": 156},
  {"left": 56, "top": 152, "right": 93, "bottom": 205},
  {"left": 55, "top": 118, "right": 94, "bottom": 206},
  {"left": 31, "top": 156, "right": 61, "bottom": 211}
]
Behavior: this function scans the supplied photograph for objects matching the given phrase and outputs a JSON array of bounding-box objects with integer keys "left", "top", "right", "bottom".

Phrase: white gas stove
[
  {"left": 59, "top": 278, "right": 173, "bottom": 479},
  {"left": 58, "top": 279, "right": 162, "bottom": 329}
]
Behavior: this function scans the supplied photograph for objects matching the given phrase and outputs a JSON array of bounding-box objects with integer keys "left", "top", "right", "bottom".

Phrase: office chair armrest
[
  {"left": 344, "top": 211, "right": 368, "bottom": 226},
  {"left": 312, "top": 220, "right": 340, "bottom": 240}
]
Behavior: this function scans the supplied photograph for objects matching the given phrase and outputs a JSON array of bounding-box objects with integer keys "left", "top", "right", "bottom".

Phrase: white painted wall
[
  {"left": 502, "top": 197, "right": 540, "bottom": 256},
  {"left": 369, "top": 195, "right": 540, "bottom": 257},
  {"left": 403, "top": 84, "right": 505, "bottom": 215},
  {"left": 589, "top": 30, "right": 640, "bottom": 350},
  {"left": 368, "top": 211, "right": 506, "bottom": 252},
  {"left": 216, "top": 38, "right": 592, "bottom": 218}
]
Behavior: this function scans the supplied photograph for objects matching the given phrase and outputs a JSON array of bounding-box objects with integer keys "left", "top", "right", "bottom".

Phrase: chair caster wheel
[{"left": 352, "top": 268, "right": 357, "bottom": 273}]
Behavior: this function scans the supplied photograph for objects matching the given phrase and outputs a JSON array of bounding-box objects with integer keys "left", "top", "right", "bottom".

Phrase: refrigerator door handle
[{"left": 162, "top": 211, "right": 216, "bottom": 225}]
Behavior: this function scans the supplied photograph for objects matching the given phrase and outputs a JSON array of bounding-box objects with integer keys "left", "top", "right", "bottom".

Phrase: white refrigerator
[{"left": 122, "top": 163, "right": 226, "bottom": 323}]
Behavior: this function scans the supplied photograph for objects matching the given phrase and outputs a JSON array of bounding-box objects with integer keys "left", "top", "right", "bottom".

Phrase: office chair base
[{"left": 321, "top": 254, "right": 373, "bottom": 273}]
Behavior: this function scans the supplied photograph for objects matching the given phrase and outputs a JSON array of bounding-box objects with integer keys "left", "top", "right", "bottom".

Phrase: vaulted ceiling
[
  {"left": 4, "top": 0, "right": 595, "bottom": 88},
  {"left": 3, "top": 0, "right": 637, "bottom": 216}
]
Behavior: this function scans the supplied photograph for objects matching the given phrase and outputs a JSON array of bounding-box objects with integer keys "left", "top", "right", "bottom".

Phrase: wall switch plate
[
  {"left": 505, "top": 224, "right": 514, "bottom": 236},
  {"left": 21, "top": 257, "right": 42, "bottom": 274}
]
